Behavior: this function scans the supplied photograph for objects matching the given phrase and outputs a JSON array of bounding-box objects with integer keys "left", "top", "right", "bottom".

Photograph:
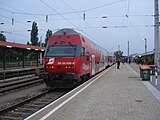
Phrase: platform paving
[{"left": 32, "top": 64, "right": 160, "bottom": 120}]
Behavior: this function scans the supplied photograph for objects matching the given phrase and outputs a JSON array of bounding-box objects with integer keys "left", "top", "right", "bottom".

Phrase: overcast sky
[{"left": 0, "top": 0, "right": 155, "bottom": 55}]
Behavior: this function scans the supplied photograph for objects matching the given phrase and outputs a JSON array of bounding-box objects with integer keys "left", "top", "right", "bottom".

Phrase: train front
[{"left": 40, "top": 40, "right": 83, "bottom": 88}]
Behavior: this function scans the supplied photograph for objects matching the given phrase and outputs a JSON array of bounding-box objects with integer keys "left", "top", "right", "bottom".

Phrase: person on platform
[{"left": 117, "top": 59, "right": 120, "bottom": 69}]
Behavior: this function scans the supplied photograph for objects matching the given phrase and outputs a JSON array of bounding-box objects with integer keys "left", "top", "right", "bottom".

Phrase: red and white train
[{"left": 40, "top": 28, "right": 115, "bottom": 88}]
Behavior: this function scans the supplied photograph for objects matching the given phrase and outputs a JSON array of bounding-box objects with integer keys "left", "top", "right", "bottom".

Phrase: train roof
[
  {"left": 53, "top": 28, "right": 109, "bottom": 53},
  {"left": 54, "top": 28, "right": 79, "bottom": 35}
]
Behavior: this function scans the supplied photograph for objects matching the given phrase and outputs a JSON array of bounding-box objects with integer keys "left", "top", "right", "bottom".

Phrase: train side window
[
  {"left": 86, "top": 52, "right": 89, "bottom": 61},
  {"left": 80, "top": 47, "right": 85, "bottom": 57}
]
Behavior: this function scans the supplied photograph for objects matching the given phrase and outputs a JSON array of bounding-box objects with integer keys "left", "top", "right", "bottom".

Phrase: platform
[{"left": 26, "top": 64, "right": 160, "bottom": 120}]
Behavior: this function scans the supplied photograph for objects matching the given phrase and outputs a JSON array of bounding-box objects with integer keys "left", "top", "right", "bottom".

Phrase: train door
[{"left": 92, "top": 55, "right": 95, "bottom": 75}]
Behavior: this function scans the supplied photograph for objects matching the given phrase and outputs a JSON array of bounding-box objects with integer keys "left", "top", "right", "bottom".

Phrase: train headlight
[
  {"left": 45, "top": 66, "right": 54, "bottom": 68},
  {"left": 65, "top": 65, "right": 74, "bottom": 68},
  {"left": 51, "top": 66, "right": 54, "bottom": 68}
]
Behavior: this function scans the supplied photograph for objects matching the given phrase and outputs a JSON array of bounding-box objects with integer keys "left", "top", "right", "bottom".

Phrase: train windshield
[{"left": 45, "top": 46, "right": 83, "bottom": 57}]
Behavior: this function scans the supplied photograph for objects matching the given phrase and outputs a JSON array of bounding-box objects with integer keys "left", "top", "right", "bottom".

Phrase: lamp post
[
  {"left": 128, "top": 41, "right": 129, "bottom": 64},
  {"left": 144, "top": 38, "right": 147, "bottom": 64}
]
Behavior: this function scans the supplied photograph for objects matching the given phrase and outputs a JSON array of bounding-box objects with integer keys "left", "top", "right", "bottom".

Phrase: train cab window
[
  {"left": 45, "top": 46, "right": 76, "bottom": 57},
  {"left": 45, "top": 45, "right": 87, "bottom": 57},
  {"left": 80, "top": 47, "right": 85, "bottom": 57}
]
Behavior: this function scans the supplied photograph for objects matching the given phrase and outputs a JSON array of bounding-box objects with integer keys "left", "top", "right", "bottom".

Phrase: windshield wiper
[
  {"left": 68, "top": 42, "right": 76, "bottom": 55},
  {"left": 52, "top": 42, "right": 57, "bottom": 46}
]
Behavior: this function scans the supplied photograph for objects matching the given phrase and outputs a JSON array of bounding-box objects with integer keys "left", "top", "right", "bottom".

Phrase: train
[{"left": 40, "top": 28, "right": 115, "bottom": 88}]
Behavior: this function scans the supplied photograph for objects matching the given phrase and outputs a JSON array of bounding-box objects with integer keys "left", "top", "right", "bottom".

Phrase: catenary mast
[{"left": 154, "top": 0, "right": 159, "bottom": 68}]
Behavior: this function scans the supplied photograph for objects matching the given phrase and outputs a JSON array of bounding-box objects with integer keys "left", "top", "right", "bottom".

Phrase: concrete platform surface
[{"left": 26, "top": 64, "right": 160, "bottom": 120}]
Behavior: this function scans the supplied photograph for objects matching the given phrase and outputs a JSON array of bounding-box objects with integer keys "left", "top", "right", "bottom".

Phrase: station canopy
[{"left": 0, "top": 41, "right": 45, "bottom": 52}]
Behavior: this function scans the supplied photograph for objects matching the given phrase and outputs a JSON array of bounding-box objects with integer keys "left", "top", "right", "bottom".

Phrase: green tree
[
  {"left": 0, "top": 33, "right": 6, "bottom": 41},
  {"left": 30, "top": 21, "right": 39, "bottom": 46},
  {"left": 114, "top": 50, "right": 123, "bottom": 60},
  {"left": 45, "top": 29, "right": 52, "bottom": 46},
  {"left": 26, "top": 41, "right": 30, "bottom": 45}
]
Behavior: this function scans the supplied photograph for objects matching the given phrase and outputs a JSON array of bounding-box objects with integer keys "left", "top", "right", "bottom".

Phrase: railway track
[
  {"left": 0, "top": 88, "right": 70, "bottom": 120},
  {"left": 0, "top": 76, "right": 43, "bottom": 95}
]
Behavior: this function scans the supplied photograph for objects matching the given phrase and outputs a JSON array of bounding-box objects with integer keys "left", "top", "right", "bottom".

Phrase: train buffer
[{"left": 25, "top": 64, "right": 160, "bottom": 120}]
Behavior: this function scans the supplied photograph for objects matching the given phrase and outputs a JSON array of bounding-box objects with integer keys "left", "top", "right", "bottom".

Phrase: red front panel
[
  {"left": 44, "top": 57, "right": 92, "bottom": 77},
  {"left": 44, "top": 57, "right": 76, "bottom": 73}
]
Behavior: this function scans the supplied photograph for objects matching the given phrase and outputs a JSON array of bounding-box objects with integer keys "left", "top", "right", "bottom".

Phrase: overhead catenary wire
[
  {"left": 0, "top": 2, "right": 153, "bottom": 26},
  {"left": 0, "top": 1, "right": 61, "bottom": 42},
  {"left": 0, "top": 7, "right": 154, "bottom": 18},
  {"left": 127, "top": 18, "right": 145, "bottom": 43},
  {"left": 0, "top": 0, "right": 125, "bottom": 16},
  {"left": 0, "top": 14, "right": 30, "bottom": 27},
  {"left": 0, "top": 0, "right": 154, "bottom": 48},
  {"left": 85, "top": 0, "right": 125, "bottom": 12},
  {"left": 61, "top": 0, "right": 108, "bottom": 46},
  {"left": 0, "top": 1, "right": 58, "bottom": 28},
  {"left": 60, "top": 0, "right": 97, "bottom": 43},
  {"left": 124, "top": 0, "right": 149, "bottom": 43},
  {"left": 1, "top": 24, "right": 154, "bottom": 33},
  {"left": 127, "top": 0, "right": 130, "bottom": 15},
  {"left": 0, "top": 1, "right": 45, "bottom": 18},
  {"left": 1, "top": 30, "right": 29, "bottom": 38},
  {"left": 60, "top": 0, "right": 154, "bottom": 52},
  {"left": 40, "top": 0, "right": 82, "bottom": 32},
  {"left": 0, "top": 0, "right": 153, "bottom": 24}
]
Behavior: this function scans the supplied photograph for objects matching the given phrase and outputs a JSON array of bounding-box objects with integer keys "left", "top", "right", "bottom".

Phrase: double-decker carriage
[{"left": 40, "top": 28, "right": 113, "bottom": 88}]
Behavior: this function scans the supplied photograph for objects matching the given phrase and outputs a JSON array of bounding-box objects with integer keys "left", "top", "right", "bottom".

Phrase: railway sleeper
[
  {"left": 31, "top": 102, "right": 46, "bottom": 106},
  {"left": 1, "top": 112, "right": 25, "bottom": 119},
  {"left": 36, "top": 99, "right": 51, "bottom": 103},
  {"left": 0, "top": 115, "right": 22, "bottom": 120},
  {"left": 8, "top": 111, "right": 29, "bottom": 116},
  {"left": 34, "top": 101, "right": 50, "bottom": 104},
  {"left": 23, "top": 104, "right": 42, "bottom": 108},
  {"left": 16, "top": 107, "right": 37, "bottom": 112}
]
